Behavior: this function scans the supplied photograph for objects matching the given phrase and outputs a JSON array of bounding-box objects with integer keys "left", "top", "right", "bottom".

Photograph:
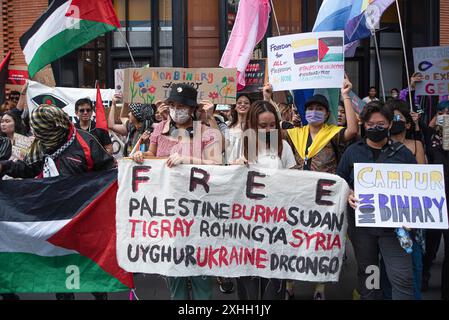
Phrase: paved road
[{"left": 13, "top": 240, "right": 445, "bottom": 300}]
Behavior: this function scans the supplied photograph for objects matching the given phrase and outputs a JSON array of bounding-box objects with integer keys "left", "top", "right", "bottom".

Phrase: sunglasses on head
[{"left": 78, "top": 108, "right": 92, "bottom": 113}]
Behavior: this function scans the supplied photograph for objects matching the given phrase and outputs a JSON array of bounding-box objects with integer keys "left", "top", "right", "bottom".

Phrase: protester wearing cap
[
  {"left": 133, "top": 83, "right": 221, "bottom": 300},
  {"left": 107, "top": 94, "right": 155, "bottom": 157},
  {"left": 421, "top": 99, "right": 449, "bottom": 300},
  {"left": 286, "top": 77, "right": 358, "bottom": 300},
  {"left": 287, "top": 77, "right": 358, "bottom": 173},
  {"left": 133, "top": 84, "right": 222, "bottom": 169}
]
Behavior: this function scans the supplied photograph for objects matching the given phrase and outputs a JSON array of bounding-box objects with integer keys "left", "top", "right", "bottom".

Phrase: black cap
[
  {"left": 166, "top": 84, "right": 198, "bottom": 108},
  {"left": 305, "top": 94, "right": 329, "bottom": 111}
]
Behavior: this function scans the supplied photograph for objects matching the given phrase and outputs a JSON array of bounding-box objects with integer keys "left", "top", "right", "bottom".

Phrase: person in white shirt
[
  {"left": 233, "top": 100, "right": 295, "bottom": 300},
  {"left": 362, "top": 86, "right": 380, "bottom": 103},
  {"left": 225, "top": 93, "right": 252, "bottom": 164}
]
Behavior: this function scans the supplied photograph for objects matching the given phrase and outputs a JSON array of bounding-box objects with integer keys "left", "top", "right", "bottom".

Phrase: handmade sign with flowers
[{"left": 123, "top": 68, "right": 237, "bottom": 104}]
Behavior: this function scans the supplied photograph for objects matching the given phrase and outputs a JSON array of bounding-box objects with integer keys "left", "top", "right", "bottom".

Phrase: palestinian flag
[
  {"left": 20, "top": 0, "right": 120, "bottom": 78},
  {"left": 0, "top": 169, "right": 134, "bottom": 293},
  {"left": 0, "top": 51, "right": 11, "bottom": 105}
]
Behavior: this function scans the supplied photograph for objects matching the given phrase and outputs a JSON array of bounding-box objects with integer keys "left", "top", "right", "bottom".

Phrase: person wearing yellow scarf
[
  {"left": 287, "top": 76, "right": 359, "bottom": 174},
  {"left": 287, "top": 76, "right": 359, "bottom": 301}
]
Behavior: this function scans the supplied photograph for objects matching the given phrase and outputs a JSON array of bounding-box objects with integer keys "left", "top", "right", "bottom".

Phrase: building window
[
  {"left": 112, "top": 0, "right": 173, "bottom": 66},
  {"left": 78, "top": 37, "right": 106, "bottom": 88}
]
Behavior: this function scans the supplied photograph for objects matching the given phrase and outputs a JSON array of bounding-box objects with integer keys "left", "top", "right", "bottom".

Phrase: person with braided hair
[{"left": 0, "top": 104, "right": 114, "bottom": 179}]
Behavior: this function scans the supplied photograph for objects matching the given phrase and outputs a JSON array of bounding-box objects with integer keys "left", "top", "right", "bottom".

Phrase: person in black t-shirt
[
  {"left": 337, "top": 102, "right": 417, "bottom": 300},
  {"left": 74, "top": 98, "right": 112, "bottom": 154}
]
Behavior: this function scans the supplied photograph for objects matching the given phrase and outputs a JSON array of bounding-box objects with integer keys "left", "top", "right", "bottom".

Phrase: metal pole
[
  {"left": 395, "top": 0, "right": 414, "bottom": 110},
  {"left": 371, "top": 29, "right": 386, "bottom": 102}
]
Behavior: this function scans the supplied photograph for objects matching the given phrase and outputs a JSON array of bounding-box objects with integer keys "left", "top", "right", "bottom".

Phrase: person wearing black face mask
[
  {"left": 337, "top": 101, "right": 417, "bottom": 300},
  {"left": 387, "top": 100, "right": 426, "bottom": 165},
  {"left": 378, "top": 100, "right": 427, "bottom": 300}
]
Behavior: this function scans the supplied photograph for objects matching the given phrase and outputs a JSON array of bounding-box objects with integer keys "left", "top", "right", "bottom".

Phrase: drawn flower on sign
[
  {"left": 133, "top": 71, "right": 143, "bottom": 83},
  {"left": 149, "top": 86, "right": 156, "bottom": 94},
  {"left": 228, "top": 76, "right": 235, "bottom": 82},
  {"left": 208, "top": 91, "right": 219, "bottom": 101},
  {"left": 145, "top": 78, "right": 151, "bottom": 85},
  {"left": 141, "top": 88, "right": 147, "bottom": 94},
  {"left": 138, "top": 82, "right": 145, "bottom": 88}
]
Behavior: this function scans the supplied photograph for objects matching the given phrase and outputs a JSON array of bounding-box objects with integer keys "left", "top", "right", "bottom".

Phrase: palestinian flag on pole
[
  {"left": 20, "top": 0, "right": 120, "bottom": 78},
  {"left": 0, "top": 169, "right": 134, "bottom": 293}
]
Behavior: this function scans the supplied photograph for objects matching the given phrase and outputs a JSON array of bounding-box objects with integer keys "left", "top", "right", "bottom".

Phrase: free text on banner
[
  {"left": 354, "top": 163, "right": 448, "bottom": 229},
  {"left": 116, "top": 159, "right": 350, "bottom": 282},
  {"left": 122, "top": 68, "right": 237, "bottom": 105},
  {"left": 413, "top": 46, "right": 449, "bottom": 96},
  {"left": 267, "top": 30, "right": 345, "bottom": 92}
]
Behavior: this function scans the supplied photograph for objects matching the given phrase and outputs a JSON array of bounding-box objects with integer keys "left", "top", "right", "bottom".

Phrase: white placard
[
  {"left": 354, "top": 163, "right": 448, "bottom": 229},
  {"left": 413, "top": 46, "right": 449, "bottom": 96},
  {"left": 267, "top": 31, "right": 345, "bottom": 91}
]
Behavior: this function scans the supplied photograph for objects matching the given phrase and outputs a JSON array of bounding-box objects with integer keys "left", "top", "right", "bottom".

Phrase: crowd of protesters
[{"left": 0, "top": 71, "right": 448, "bottom": 301}]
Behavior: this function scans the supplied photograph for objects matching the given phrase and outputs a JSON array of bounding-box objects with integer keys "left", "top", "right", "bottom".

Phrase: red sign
[{"left": 7, "top": 67, "right": 29, "bottom": 86}]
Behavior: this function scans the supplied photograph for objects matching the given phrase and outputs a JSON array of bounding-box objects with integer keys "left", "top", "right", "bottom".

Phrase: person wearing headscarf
[
  {"left": 107, "top": 94, "right": 154, "bottom": 157},
  {"left": 0, "top": 104, "right": 114, "bottom": 179}
]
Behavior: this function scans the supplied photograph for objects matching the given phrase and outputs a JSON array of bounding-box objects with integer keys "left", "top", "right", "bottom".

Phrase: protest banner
[
  {"left": 116, "top": 159, "right": 350, "bottom": 282},
  {"left": 349, "top": 91, "right": 367, "bottom": 114},
  {"left": 354, "top": 163, "right": 448, "bottom": 229},
  {"left": 241, "top": 59, "right": 268, "bottom": 93},
  {"left": 26, "top": 80, "right": 114, "bottom": 122},
  {"left": 267, "top": 30, "right": 345, "bottom": 92},
  {"left": 122, "top": 67, "right": 237, "bottom": 105},
  {"left": 11, "top": 133, "right": 34, "bottom": 161},
  {"left": 26, "top": 81, "right": 125, "bottom": 158},
  {"left": 413, "top": 46, "right": 449, "bottom": 96}
]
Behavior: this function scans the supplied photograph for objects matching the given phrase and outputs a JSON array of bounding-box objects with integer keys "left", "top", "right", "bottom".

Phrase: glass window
[
  {"left": 226, "top": 0, "right": 240, "bottom": 38},
  {"left": 113, "top": 0, "right": 127, "bottom": 48},
  {"left": 159, "top": 49, "right": 173, "bottom": 67},
  {"left": 129, "top": 0, "right": 152, "bottom": 47},
  {"left": 159, "top": 0, "right": 172, "bottom": 47}
]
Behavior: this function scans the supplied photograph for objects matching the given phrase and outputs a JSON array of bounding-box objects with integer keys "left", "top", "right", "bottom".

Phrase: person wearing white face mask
[
  {"left": 132, "top": 84, "right": 221, "bottom": 300},
  {"left": 132, "top": 84, "right": 222, "bottom": 168}
]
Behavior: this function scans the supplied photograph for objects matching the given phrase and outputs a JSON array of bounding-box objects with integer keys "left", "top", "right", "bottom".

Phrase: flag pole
[
  {"left": 118, "top": 29, "right": 137, "bottom": 68},
  {"left": 269, "top": 0, "right": 281, "bottom": 36},
  {"left": 371, "top": 29, "right": 386, "bottom": 102},
  {"left": 395, "top": 0, "right": 413, "bottom": 110}
]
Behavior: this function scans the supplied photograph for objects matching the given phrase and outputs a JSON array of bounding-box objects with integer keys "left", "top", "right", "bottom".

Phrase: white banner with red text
[{"left": 116, "top": 159, "right": 350, "bottom": 282}]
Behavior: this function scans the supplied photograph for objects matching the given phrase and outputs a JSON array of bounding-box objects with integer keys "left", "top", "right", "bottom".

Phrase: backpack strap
[{"left": 375, "top": 141, "right": 405, "bottom": 163}]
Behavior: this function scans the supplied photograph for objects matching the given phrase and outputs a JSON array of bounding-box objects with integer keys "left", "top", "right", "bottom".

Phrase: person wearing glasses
[
  {"left": 7, "top": 91, "right": 21, "bottom": 110},
  {"left": 337, "top": 101, "right": 417, "bottom": 300},
  {"left": 74, "top": 98, "right": 113, "bottom": 155}
]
